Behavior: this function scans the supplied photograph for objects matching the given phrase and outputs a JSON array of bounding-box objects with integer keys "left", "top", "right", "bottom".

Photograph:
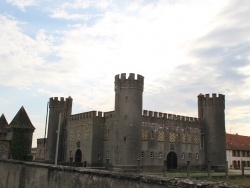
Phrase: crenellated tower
[
  {"left": 198, "top": 93, "right": 226, "bottom": 167},
  {"left": 113, "top": 73, "right": 144, "bottom": 167},
  {"left": 46, "top": 96, "right": 72, "bottom": 162}
]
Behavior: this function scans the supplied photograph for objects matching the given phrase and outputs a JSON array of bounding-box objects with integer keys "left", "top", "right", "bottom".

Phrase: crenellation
[
  {"left": 201, "top": 93, "right": 225, "bottom": 108},
  {"left": 176, "top": 115, "right": 180, "bottom": 120},
  {"left": 49, "top": 97, "right": 69, "bottom": 109},
  {"left": 98, "top": 111, "right": 103, "bottom": 117},
  {"left": 149, "top": 111, "right": 153, "bottom": 117},
  {"left": 128, "top": 73, "right": 135, "bottom": 80},
  {"left": 114, "top": 73, "right": 144, "bottom": 91},
  {"left": 212, "top": 93, "right": 216, "bottom": 99},
  {"left": 104, "top": 111, "right": 115, "bottom": 118},
  {"left": 154, "top": 111, "right": 158, "bottom": 117},
  {"left": 121, "top": 73, "right": 126, "bottom": 80},
  {"left": 137, "top": 74, "right": 144, "bottom": 82},
  {"left": 168, "top": 114, "right": 173, "bottom": 119},
  {"left": 69, "top": 111, "right": 104, "bottom": 121}
]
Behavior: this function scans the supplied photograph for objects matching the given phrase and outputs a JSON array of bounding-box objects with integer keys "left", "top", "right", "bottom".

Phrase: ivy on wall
[{"left": 10, "top": 129, "right": 33, "bottom": 161}]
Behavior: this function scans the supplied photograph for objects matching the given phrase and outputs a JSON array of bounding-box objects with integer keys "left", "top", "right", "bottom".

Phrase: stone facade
[{"left": 45, "top": 73, "right": 226, "bottom": 170}]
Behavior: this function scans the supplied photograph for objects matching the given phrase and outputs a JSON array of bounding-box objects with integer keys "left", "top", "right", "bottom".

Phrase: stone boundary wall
[{"left": 0, "top": 159, "right": 245, "bottom": 188}]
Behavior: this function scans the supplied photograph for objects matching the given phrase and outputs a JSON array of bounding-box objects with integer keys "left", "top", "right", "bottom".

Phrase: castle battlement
[
  {"left": 49, "top": 96, "right": 72, "bottom": 108},
  {"left": 104, "top": 111, "right": 115, "bottom": 119},
  {"left": 115, "top": 73, "right": 144, "bottom": 91},
  {"left": 142, "top": 110, "right": 199, "bottom": 122},
  {"left": 199, "top": 93, "right": 225, "bottom": 108},
  {"left": 69, "top": 111, "right": 103, "bottom": 121}
]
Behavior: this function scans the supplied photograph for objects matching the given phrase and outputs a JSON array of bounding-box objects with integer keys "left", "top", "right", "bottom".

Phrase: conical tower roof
[
  {"left": 0, "top": 114, "right": 8, "bottom": 130},
  {"left": 9, "top": 106, "right": 35, "bottom": 130}
]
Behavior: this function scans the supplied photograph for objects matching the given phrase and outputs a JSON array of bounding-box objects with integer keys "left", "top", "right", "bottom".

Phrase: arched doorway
[
  {"left": 167, "top": 152, "right": 177, "bottom": 169},
  {"left": 75, "top": 149, "right": 82, "bottom": 163}
]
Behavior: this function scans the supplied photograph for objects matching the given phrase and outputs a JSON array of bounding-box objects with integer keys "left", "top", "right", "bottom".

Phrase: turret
[
  {"left": 46, "top": 96, "right": 72, "bottom": 162},
  {"left": 113, "top": 73, "right": 144, "bottom": 166},
  {"left": 198, "top": 93, "right": 226, "bottom": 167},
  {"left": 0, "top": 114, "right": 8, "bottom": 130},
  {"left": 9, "top": 106, "right": 35, "bottom": 161}
]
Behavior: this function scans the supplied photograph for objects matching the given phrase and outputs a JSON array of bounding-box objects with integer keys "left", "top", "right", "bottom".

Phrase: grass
[
  {"left": 206, "top": 176, "right": 250, "bottom": 187},
  {"left": 141, "top": 171, "right": 250, "bottom": 187}
]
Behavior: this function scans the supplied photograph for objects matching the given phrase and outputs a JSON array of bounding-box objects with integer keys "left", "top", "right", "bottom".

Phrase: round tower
[
  {"left": 113, "top": 73, "right": 144, "bottom": 167},
  {"left": 198, "top": 93, "right": 226, "bottom": 167},
  {"left": 46, "top": 96, "right": 72, "bottom": 162}
]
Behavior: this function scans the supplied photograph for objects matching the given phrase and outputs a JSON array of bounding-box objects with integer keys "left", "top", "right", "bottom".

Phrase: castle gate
[
  {"left": 167, "top": 152, "right": 177, "bottom": 169},
  {"left": 75, "top": 149, "right": 82, "bottom": 163}
]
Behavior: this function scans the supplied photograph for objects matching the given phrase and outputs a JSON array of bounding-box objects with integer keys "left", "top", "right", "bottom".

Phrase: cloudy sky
[{"left": 0, "top": 0, "right": 250, "bottom": 147}]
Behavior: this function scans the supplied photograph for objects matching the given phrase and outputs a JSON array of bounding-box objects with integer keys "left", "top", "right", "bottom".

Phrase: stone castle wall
[{"left": 0, "top": 159, "right": 243, "bottom": 188}]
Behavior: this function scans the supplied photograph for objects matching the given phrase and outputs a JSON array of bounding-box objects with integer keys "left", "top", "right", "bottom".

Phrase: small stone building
[{"left": 35, "top": 138, "right": 47, "bottom": 161}]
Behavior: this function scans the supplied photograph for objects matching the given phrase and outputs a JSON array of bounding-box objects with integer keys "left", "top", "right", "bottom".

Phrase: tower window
[
  {"left": 188, "top": 153, "right": 192, "bottom": 160},
  {"left": 196, "top": 153, "right": 199, "bottom": 160},
  {"left": 182, "top": 153, "right": 185, "bottom": 160},
  {"left": 124, "top": 136, "right": 127, "bottom": 142},
  {"left": 107, "top": 150, "right": 109, "bottom": 158},
  {"left": 150, "top": 152, "right": 154, "bottom": 158},
  {"left": 151, "top": 131, "right": 154, "bottom": 139},
  {"left": 141, "top": 151, "right": 144, "bottom": 158},
  {"left": 159, "top": 152, "right": 162, "bottom": 159},
  {"left": 125, "top": 96, "right": 129, "bottom": 101}
]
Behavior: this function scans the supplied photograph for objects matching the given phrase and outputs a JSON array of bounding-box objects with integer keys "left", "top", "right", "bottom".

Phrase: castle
[{"left": 44, "top": 73, "right": 226, "bottom": 171}]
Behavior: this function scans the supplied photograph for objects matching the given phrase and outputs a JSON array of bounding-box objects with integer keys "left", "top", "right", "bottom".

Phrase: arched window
[{"left": 75, "top": 149, "right": 82, "bottom": 163}]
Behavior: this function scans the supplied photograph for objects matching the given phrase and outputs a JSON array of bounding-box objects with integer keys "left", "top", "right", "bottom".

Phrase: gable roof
[
  {"left": 9, "top": 106, "right": 35, "bottom": 130},
  {"left": 0, "top": 114, "right": 8, "bottom": 130},
  {"left": 226, "top": 133, "right": 250, "bottom": 151}
]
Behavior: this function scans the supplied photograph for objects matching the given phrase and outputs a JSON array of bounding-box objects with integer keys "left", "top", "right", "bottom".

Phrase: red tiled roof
[{"left": 226, "top": 133, "right": 250, "bottom": 151}]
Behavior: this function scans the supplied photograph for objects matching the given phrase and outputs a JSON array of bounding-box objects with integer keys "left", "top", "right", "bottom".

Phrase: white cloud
[
  {"left": 6, "top": 0, "right": 37, "bottom": 11},
  {"left": 1, "top": 0, "right": 250, "bottom": 143},
  {"left": 50, "top": 9, "right": 91, "bottom": 20}
]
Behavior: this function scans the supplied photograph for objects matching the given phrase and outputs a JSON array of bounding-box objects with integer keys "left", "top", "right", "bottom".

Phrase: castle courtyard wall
[{"left": 0, "top": 159, "right": 243, "bottom": 188}]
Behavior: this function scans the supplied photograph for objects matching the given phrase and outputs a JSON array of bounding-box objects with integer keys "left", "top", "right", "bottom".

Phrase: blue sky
[{"left": 1, "top": 0, "right": 250, "bottom": 147}]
